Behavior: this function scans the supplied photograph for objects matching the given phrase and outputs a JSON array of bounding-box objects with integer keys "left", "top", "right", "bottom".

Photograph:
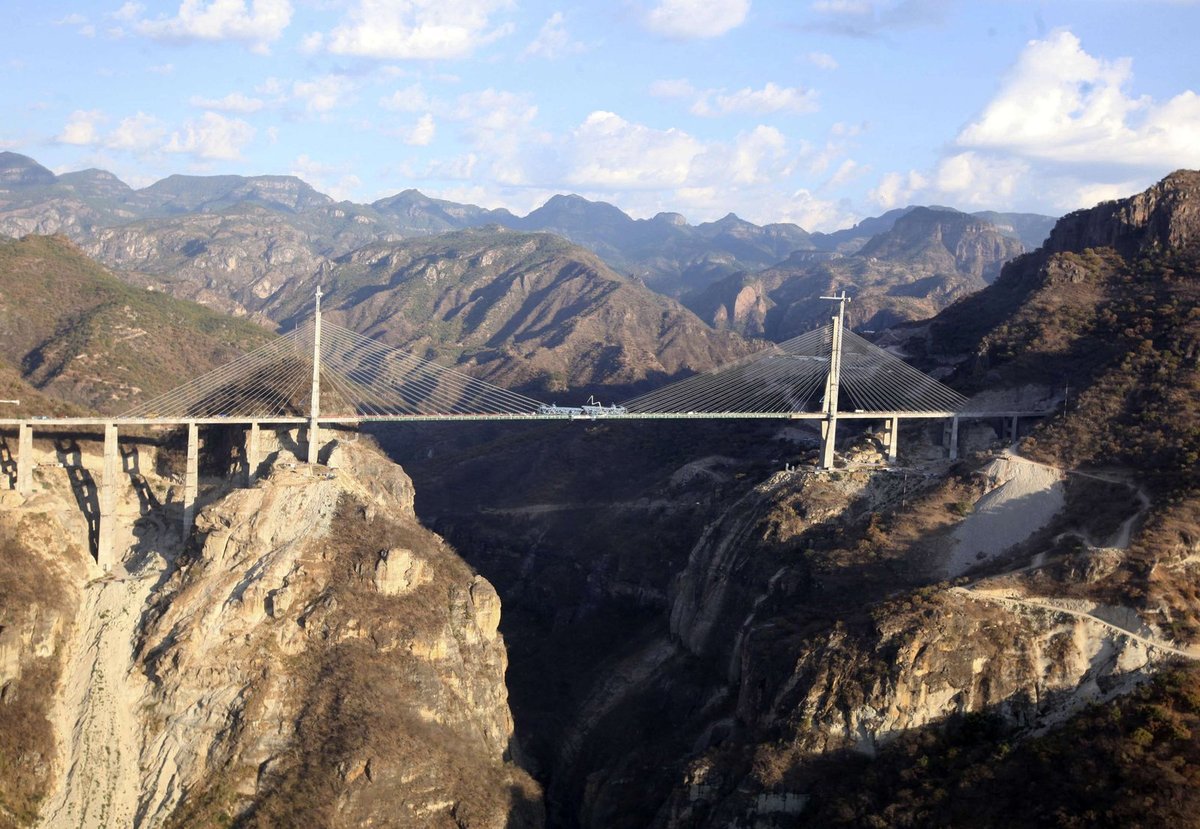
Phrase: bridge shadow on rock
[{"left": 55, "top": 438, "right": 100, "bottom": 563}]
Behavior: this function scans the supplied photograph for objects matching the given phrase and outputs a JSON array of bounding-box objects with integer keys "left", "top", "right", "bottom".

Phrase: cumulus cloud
[
  {"left": 642, "top": 0, "right": 750, "bottom": 39},
  {"left": 691, "top": 82, "right": 819, "bottom": 117},
  {"left": 106, "top": 112, "right": 167, "bottom": 152},
  {"left": 165, "top": 112, "right": 255, "bottom": 160},
  {"left": 135, "top": 0, "right": 293, "bottom": 49},
  {"left": 566, "top": 111, "right": 704, "bottom": 189},
  {"left": 957, "top": 30, "right": 1200, "bottom": 170},
  {"left": 313, "top": 0, "right": 514, "bottom": 60},
  {"left": 58, "top": 110, "right": 105, "bottom": 145},
  {"left": 292, "top": 75, "right": 356, "bottom": 115},
  {"left": 522, "top": 11, "right": 584, "bottom": 59},
  {"left": 871, "top": 30, "right": 1200, "bottom": 213},
  {"left": 189, "top": 91, "right": 265, "bottom": 113},
  {"left": 405, "top": 113, "right": 437, "bottom": 146}
]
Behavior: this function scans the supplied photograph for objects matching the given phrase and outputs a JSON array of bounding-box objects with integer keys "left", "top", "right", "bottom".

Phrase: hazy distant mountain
[
  {"left": 810, "top": 205, "right": 1056, "bottom": 254},
  {"left": 0, "top": 152, "right": 1052, "bottom": 363},
  {"left": 0, "top": 154, "right": 823, "bottom": 302},
  {"left": 685, "top": 207, "right": 1025, "bottom": 340},
  {"left": 261, "top": 227, "right": 755, "bottom": 397},
  {"left": 372, "top": 188, "right": 517, "bottom": 233}
]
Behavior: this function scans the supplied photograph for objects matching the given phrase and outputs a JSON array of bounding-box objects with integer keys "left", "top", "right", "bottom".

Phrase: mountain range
[{"left": 0, "top": 152, "right": 1053, "bottom": 322}]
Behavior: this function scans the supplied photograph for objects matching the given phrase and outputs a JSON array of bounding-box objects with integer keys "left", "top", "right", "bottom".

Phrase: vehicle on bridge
[{"left": 537, "top": 397, "right": 628, "bottom": 418}]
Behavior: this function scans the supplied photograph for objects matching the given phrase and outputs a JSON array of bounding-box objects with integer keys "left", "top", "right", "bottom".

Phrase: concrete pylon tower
[
  {"left": 819, "top": 291, "right": 850, "bottom": 470},
  {"left": 308, "top": 286, "right": 322, "bottom": 465}
]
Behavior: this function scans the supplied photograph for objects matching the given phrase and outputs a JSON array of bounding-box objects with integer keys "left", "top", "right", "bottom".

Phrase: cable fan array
[
  {"left": 623, "top": 327, "right": 833, "bottom": 414},
  {"left": 623, "top": 324, "right": 966, "bottom": 414},
  {"left": 122, "top": 325, "right": 316, "bottom": 418},
  {"left": 836, "top": 329, "right": 967, "bottom": 413},
  {"left": 121, "top": 319, "right": 545, "bottom": 419},
  {"left": 314, "top": 321, "right": 544, "bottom": 416}
]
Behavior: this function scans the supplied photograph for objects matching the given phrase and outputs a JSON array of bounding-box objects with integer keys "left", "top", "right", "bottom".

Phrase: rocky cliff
[
  {"left": 686, "top": 207, "right": 1025, "bottom": 340},
  {"left": 0, "top": 428, "right": 540, "bottom": 828}
]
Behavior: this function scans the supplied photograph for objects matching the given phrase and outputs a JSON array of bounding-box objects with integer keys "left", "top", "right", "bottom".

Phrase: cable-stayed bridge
[{"left": 0, "top": 290, "right": 1048, "bottom": 569}]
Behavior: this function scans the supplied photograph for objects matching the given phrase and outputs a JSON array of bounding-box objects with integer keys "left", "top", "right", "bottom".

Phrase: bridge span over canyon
[{"left": 0, "top": 291, "right": 1048, "bottom": 569}]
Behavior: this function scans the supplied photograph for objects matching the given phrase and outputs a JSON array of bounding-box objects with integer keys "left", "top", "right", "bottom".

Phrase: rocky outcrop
[
  {"left": 0, "top": 429, "right": 540, "bottom": 828},
  {"left": 1046, "top": 169, "right": 1200, "bottom": 257},
  {"left": 686, "top": 208, "right": 1025, "bottom": 341}
]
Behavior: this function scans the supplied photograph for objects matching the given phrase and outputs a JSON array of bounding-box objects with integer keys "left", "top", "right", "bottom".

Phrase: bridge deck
[{"left": 0, "top": 410, "right": 1050, "bottom": 429}]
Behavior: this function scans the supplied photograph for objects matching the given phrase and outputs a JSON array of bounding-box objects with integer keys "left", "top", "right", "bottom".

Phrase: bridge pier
[
  {"left": 245, "top": 421, "right": 260, "bottom": 486},
  {"left": 943, "top": 416, "right": 960, "bottom": 460},
  {"left": 182, "top": 421, "right": 198, "bottom": 541},
  {"left": 820, "top": 416, "right": 837, "bottom": 469},
  {"left": 885, "top": 415, "right": 899, "bottom": 463},
  {"left": 16, "top": 422, "right": 33, "bottom": 496},
  {"left": 97, "top": 423, "right": 118, "bottom": 571}
]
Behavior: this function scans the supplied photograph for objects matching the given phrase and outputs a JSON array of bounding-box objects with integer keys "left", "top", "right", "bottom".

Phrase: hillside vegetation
[{"left": 0, "top": 234, "right": 275, "bottom": 413}]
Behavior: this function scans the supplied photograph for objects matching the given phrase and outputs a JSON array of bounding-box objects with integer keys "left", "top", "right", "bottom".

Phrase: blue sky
[{"left": 3, "top": 0, "right": 1199, "bottom": 230}]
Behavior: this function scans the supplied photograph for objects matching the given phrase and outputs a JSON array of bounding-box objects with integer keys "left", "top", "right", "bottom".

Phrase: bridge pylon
[
  {"left": 307, "top": 287, "right": 322, "bottom": 465},
  {"left": 819, "top": 291, "right": 850, "bottom": 469}
]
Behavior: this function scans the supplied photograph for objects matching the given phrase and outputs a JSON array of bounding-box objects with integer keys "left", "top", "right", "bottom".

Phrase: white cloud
[
  {"left": 315, "top": 0, "right": 514, "bottom": 60},
  {"left": 379, "top": 83, "right": 433, "bottom": 112},
  {"left": 643, "top": 0, "right": 750, "bottom": 39},
  {"left": 522, "top": 11, "right": 584, "bottom": 60},
  {"left": 189, "top": 91, "right": 265, "bottom": 113},
  {"left": 825, "top": 157, "right": 865, "bottom": 188},
  {"left": 725, "top": 125, "right": 790, "bottom": 185},
  {"left": 958, "top": 30, "right": 1200, "bottom": 170},
  {"left": 807, "top": 51, "right": 838, "bottom": 70},
  {"left": 58, "top": 110, "right": 105, "bottom": 145},
  {"left": 292, "top": 75, "right": 356, "bottom": 114},
  {"left": 405, "top": 113, "right": 436, "bottom": 146},
  {"left": 135, "top": 0, "right": 292, "bottom": 49},
  {"left": 106, "top": 112, "right": 167, "bottom": 152},
  {"left": 165, "top": 112, "right": 255, "bottom": 160},
  {"left": 566, "top": 111, "right": 704, "bottom": 189},
  {"left": 453, "top": 89, "right": 538, "bottom": 134},
  {"left": 867, "top": 30, "right": 1200, "bottom": 215},
  {"left": 692, "top": 82, "right": 819, "bottom": 117},
  {"left": 148, "top": 63, "right": 175, "bottom": 74}
]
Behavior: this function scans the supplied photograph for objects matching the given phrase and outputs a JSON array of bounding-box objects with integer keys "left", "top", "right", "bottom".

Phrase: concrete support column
[
  {"left": 182, "top": 421, "right": 198, "bottom": 541},
  {"left": 885, "top": 416, "right": 899, "bottom": 463},
  {"left": 245, "top": 421, "right": 260, "bottom": 486},
  {"left": 819, "top": 305, "right": 845, "bottom": 471},
  {"left": 1010, "top": 415, "right": 1019, "bottom": 445},
  {"left": 947, "top": 416, "right": 960, "bottom": 461},
  {"left": 97, "top": 423, "right": 118, "bottom": 571},
  {"left": 16, "top": 422, "right": 33, "bottom": 495}
]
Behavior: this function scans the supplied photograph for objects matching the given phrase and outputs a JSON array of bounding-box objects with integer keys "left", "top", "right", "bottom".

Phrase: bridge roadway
[{"left": 1, "top": 407, "right": 1047, "bottom": 573}]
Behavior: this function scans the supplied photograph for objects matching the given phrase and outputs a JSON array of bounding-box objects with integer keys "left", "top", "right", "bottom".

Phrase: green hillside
[{"left": 0, "top": 234, "right": 276, "bottom": 414}]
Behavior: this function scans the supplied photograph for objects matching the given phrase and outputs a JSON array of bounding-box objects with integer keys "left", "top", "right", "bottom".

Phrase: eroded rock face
[
  {"left": 1046, "top": 169, "right": 1200, "bottom": 257},
  {"left": 1, "top": 432, "right": 540, "bottom": 829},
  {"left": 134, "top": 440, "right": 540, "bottom": 828}
]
